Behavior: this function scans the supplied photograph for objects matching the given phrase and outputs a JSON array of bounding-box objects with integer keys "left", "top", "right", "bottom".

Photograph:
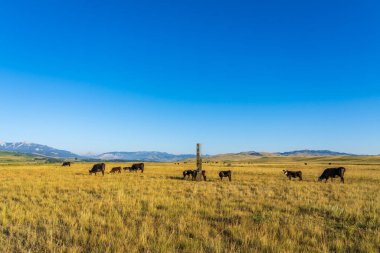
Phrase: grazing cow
[
  {"left": 329, "top": 163, "right": 332, "bottom": 165},
  {"left": 123, "top": 167, "right": 131, "bottom": 172},
  {"left": 129, "top": 163, "right": 144, "bottom": 173},
  {"left": 183, "top": 170, "right": 194, "bottom": 179},
  {"left": 110, "top": 167, "right": 121, "bottom": 174},
  {"left": 219, "top": 170, "right": 232, "bottom": 181},
  {"left": 304, "top": 163, "right": 308, "bottom": 166},
  {"left": 192, "top": 170, "right": 207, "bottom": 181},
  {"left": 283, "top": 170, "right": 303, "bottom": 181},
  {"left": 318, "top": 167, "right": 346, "bottom": 183},
  {"left": 62, "top": 162, "right": 71, "bottom": 167},
  {"left": 89, "top": 163, "right": 106, "bottom": 176}
]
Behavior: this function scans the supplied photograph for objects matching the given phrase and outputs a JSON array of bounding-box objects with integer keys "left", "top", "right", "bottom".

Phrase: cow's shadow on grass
[
  {"left": 166, "top": 176, "right": 184, "bottom": 181},
  {"left": 166, "top": 176, "right": 220, "bottom": 182},
  {"left": 74, "top": 172, "right": 87, "bottom": 176}
]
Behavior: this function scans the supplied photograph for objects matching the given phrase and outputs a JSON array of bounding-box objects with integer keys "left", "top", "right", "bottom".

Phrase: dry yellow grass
[{"left": 0, "top": 161, "right": 379, "bottom": 252}]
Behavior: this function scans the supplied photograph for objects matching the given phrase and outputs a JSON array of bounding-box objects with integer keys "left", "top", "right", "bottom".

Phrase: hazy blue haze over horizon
[{"left": 0, "top": 0, "right": 379, "bottom": 155}]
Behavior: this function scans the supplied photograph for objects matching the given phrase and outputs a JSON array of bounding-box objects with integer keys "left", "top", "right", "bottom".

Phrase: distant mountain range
[
  {"left": 0, "top": 142, "right": 194, "bottom": 162},
  {"left": 0, "top": 142, "right": 78, "bottom": 158},
  {"left": 0, "top": 142, "right": 364, "bottom": 162},
  {"left": 96, "top": 152, "right": 195, "bottom": 162}
]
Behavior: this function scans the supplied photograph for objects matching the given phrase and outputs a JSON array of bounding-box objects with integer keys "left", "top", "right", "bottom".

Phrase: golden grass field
[{"left": 0, "top": 160, "right": 379, "bottom": 252}]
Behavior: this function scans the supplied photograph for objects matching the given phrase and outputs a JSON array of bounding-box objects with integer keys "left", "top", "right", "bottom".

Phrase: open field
[{"left": 0, "top": 160, "right": 379, "bottom": 252}]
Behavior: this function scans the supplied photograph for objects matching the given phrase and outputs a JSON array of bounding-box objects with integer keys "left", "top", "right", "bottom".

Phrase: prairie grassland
[{"left": 0, "top": 161, "right": 379, "bottom": 252}]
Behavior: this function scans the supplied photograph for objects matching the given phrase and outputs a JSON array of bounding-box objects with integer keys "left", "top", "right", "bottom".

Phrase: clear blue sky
[{"left": 0, "top": 0, "right": 379, "bottom": 155}]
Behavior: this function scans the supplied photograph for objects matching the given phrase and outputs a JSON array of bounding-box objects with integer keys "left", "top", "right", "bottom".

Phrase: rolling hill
[
  {"left": 198, "top": 150, "right": 363, "bottom": 162},
  {"left": 0, "top": 151, "right": 63, "bottom": 164},
  {"left": 277, "top": 150, "right": 355, "bottom": 156}
]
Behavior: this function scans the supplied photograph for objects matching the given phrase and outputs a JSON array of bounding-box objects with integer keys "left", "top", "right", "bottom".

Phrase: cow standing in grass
[
  {"left": 183, "top": 170, "right": 194, "bottom": 179},
  {"left": 219, "top": 170, "right": 232, "bottom": 181},
  {"left": 129, "top": 163, "right": 144, "bottom": 173},
  {"left": 109, "top": 167, "right": 121, "bottom": 174},
  {"left": 318, "top": 167, "right": 346, "bottom": 183},
  {"left": 283, "top": 170, "right": 303, "bottom": 181},
  {"left": 89, "top": 163, "right": 106, "bottom": 176},
  {"left": 192, "top": 170, "right": 207, "bottom": 181},
  {"left": 62, "top": 162, "right": 71, "bottom": 167}
]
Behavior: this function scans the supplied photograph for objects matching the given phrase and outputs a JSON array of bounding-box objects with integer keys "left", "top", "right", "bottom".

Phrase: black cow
[
  {"left": 183, "top": 170, "right": 194, "bottom": 179},
  {"left": 129, "top": 163, "right": 144, "bottom": 173},
  {"left": 219, "top": 170, "right": 232, "bottom": 181},
  {"left": 89, "top": 163, "right": 105, "bottom": 176},
  {"left": 123, "top": 167, "right": 131, "bottom": 172},
  {"left": 192, "top": 170, "right": 207, "bottom": 181},
  {"left": 62, "top": 162, "right": 71, "bottom": 167},
  {"left": 283, "top": 170, "right": 303, "bottom": 181},
  {"left": 318, "top": 167, "right": 346, "bottom": 183},
  {"left": 110, "top": 167, "right": 121, "bottom": 174}
]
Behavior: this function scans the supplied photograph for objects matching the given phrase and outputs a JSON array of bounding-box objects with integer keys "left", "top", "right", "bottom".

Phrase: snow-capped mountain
[{"left": 0, "top": 142, "right": 79, "bottom": 158}]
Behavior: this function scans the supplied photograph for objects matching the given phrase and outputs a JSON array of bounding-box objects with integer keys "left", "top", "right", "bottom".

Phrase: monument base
[{"left": 194, "top": 170, "right": 206, "bottom": 181}]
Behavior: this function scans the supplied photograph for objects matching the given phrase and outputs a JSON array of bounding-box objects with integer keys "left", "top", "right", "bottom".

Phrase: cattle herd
[
  {"left": 63, "top": 162, "right": 347, "bottom": 183},
  {"left": 86, "top": 162, "right": 145, "bottom": 175}
]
